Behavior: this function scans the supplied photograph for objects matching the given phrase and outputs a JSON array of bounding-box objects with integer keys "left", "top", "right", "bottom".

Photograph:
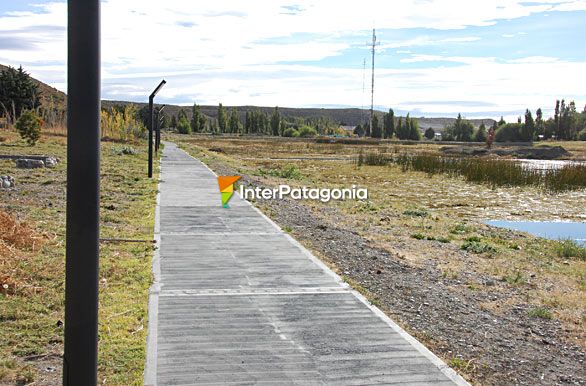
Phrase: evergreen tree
[
  {"left": 170, "top": 114, "right": 177, "bottom": 128},
  {"left": 229, "top": 107, "right": 240, "bottom": 133},
  {"left": 535, "top": 108, "right": 544, "bottom": 138},
  {"left": 452, "top": 113, "right": 474, "bottom": 141},
  {"left": 383, "top": 108, "right": 395, "bottom": 138},
  {"left": 522, "top": 109, "right": 535, "bottom": 141},
  {"left": 474, "top": 123, "right": 487, "bottom": 142},
  {"left": 554, "top": 100, "right": 560, "bottom": 138},
  {"left": 498, "top": 116, "right": 506, "bottom": 126},
  {"left": 371, "top": 114, "right": 382, "bottom": 138},
  {"left": 396, "top": 117, "right": 404, "bottom": 139},
  {"left": 408, "top": 116, "right": 420, "bottom": 140},
  {"left": 191, "top": 103, "right": 206, "bottom": 133},
  {"left": 0, "top": 65, "right": 40, "bottom": 123},
  {"left": 177, "top": 109, "right": 188, "bottom": 122},
  {"left": 217, "top": 103, "right": 227, "bottom": 133},
  {"left": 424, "top": 127, "right": 435, "bottom": 140},
  {"left": 244, "top": 111, "right": 251, "bottom": 134},
  {"left": 270, "top": 106, "right": 281, "bottom": 136}
]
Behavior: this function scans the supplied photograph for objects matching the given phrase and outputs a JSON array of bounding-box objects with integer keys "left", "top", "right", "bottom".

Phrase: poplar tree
[
  {"left": 217, "top": 103, "right": 227, "bottom": 133},
  {"left": 270, "top": 106, "right": 281, "bottom": 136}
]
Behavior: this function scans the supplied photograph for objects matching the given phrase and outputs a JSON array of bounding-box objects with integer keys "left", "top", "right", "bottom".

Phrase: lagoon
[{"left": 485, "top": 220, "right": 586, "bottom": 246}]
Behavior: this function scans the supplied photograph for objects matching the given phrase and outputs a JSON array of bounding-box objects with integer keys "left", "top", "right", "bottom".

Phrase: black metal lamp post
[
  {"left": 155, "top": 104, "right": 166, "bottom": 153},
  {"left": 64, "top": 0, "right": 100, "bottom": 384},
  {"left": 148, "top": 80, "right": 166, "bottom": 178}
]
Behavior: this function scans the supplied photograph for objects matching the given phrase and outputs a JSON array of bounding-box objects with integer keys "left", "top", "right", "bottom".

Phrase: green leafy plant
[
  {"left": 555, "top": 239, "right": 586, "bottom": 260},
  {"left": 461, "top": 240, "right": 497, "bottom": 254},
  {"left": 528, "top": 307, "right": 553, "bottom": 319},
  {"left": 16, "top": 110, "right": 42, "bottom": 146},
  {"left": 403, "top": 209, "right": 429, "bottom": 217}
]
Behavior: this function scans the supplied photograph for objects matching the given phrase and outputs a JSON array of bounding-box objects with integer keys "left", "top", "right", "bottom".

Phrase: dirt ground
[{"left": 175, "top": 136, "right": 586, "bottom": 386}]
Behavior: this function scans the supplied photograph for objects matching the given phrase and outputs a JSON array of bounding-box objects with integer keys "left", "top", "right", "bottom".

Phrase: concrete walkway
[{"left": 144, "top": 142, "right": 469, "bottom": 386}]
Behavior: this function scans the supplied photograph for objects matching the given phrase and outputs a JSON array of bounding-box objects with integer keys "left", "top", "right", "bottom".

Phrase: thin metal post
[
  {"left": 148, "top": 96, "right": 154, "bottom": 177},
  {"left": 64, "top": 0, "right": 100, "bottom": 384},
  {"left": 155, "top": 108, "right": 160, "bottom": 153},
  {"left": 155, "top": 105, "right": 165, "bottom": 153},
  {"left": 148, "top": 81, "right": 166, "bottom": 177}
]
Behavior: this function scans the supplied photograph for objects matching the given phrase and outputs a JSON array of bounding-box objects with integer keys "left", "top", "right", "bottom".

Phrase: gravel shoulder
[{"left": 206, "top": 158, "right": 586, "bottom": 386}]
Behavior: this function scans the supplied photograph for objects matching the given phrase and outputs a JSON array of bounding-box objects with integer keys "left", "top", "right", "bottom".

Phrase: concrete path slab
[{"left": 145, "top": 142, "right": 469, "bottom": 386}]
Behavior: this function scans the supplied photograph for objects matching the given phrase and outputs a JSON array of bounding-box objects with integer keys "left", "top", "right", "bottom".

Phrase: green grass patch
[
  {"left": 255, "top": 164, "right": 302, "bottom": 179},
  {"left": 461, "top": 240, "right": 497, "bottom": 254},
  {"left": 403, "top": 209, "right": 429, "bottom": 217},
  {"left": 503, "top": 271, "right": 526, "bottom": 285},
  {"left": 555, "top": 239, "right": 586, "bottom": 260},
  {"left": 528, "top": 307, "right": 553, "bottom": 319}
]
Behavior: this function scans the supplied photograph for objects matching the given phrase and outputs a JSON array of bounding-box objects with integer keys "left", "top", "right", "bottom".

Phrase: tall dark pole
[
  {"left": 148, "top": 80, "right": 166, "bottom": 178},
  {"left": 64, "top": 0, "right": 100, "bottom": 385},
  {"left": 148, "top": 97, "right": 154, "bottom": 177}
]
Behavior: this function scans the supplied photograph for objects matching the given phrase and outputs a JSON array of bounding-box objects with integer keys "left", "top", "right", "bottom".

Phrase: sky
[{"left": 1, "top": 0, "right": 585, "bottom": 120}]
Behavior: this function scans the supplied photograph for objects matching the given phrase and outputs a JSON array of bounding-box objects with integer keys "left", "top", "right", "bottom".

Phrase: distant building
[{"left": 434, "top": 132, "right": 442, "bottom": 140}]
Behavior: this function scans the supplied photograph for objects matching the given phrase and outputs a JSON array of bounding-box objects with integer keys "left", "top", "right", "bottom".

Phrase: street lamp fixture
[{"left": 148, "top": 80, "right": 166, "bottom": 178}]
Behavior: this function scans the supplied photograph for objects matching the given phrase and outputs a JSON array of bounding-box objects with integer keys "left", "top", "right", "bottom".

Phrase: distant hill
[
  {"left": 102, "top": 100, "right": 495, "bottom": 130},
  {"left": 0, "top": 64, "right": 67, "bottom": 112},
  {"left": 1, "top": 63, "right": 494, "bottom": 130}
]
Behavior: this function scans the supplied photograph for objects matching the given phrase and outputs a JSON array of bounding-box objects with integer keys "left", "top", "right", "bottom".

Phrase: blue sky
[{"left": 1, "top": 0, "right": 585, "bottom": 120}]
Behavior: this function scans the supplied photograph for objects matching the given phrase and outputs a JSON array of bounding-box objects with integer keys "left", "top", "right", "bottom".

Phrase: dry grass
[
  {"left": 0, "top": 210, "right": 48, "bottom": 298},
  {"left": 0, "top": 130, "right": 158, "bottom": 385},
  {"left": 172, "top": 134, "right": 586, "bottom": 348},
  {"left": 0, "top": 209, "right": 44, "bottom": 251}
]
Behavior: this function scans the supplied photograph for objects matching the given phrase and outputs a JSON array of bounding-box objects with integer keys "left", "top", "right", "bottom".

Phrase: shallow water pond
[{"left": 485, "top": 220, "right": 586, "bottom": 245}]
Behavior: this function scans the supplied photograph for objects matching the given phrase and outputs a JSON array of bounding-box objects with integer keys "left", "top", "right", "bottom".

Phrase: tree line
[
  {"left": 437, "top": 100, "right": 586, "bottom": 143},
  {"left": 165, "top": 103, "right": 343, "bottom": 137}
]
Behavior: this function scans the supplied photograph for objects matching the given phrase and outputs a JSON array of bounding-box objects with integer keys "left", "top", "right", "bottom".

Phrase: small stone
[
  {"left": 16, "top": 158, "right": 45, "bottom": 169},
  {"left": 44, "top": 157, "right": 58, "bottom": 168}
]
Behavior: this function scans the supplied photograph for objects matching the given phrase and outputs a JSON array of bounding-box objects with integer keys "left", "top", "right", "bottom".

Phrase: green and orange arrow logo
[{"left": 217, "top": 176, "right": 241, "bottom": 208}]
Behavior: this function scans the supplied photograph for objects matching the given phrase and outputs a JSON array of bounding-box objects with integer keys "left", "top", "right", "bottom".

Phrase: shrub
[
  {"left": 256, "top": 165, "right": 302, "bottom": 180},
  {"left": 282, "top": 128, "right": 299, "bottom": 137},
  {"left": 403, "top": 209, "right": 429, "bottom": 217},
  {"left": 424, "top": 127, "right": 435, "bottom": 140},
  {"left": 176, "top": 116, "right": 191, "bottom": 134},
  {"left": 451, "top": 224, "right": 471, "bottom": 234},
  {"left": 556, "top": 239, "right": 586, "bottom": 260},
  {"left": 578, "top": 129, "right": 586, "bottom": 141},
  {"left": 528, "top": 307, "right": 552, "bottom": 319},
  {"left": 361, "top": 151, "right": 389, "bottom": 166},
  {"left": 461, "top": 240, "right": 497, "bottom": 254},
  {"left": 297, "top": 125, "right": 317, "bottom": 137},
  {"left": 16, "top": 110, "right": 42, "bottom": 146},
  {"left": 495, "top": 123, "right": 523, "bottom": 142},
  {"left": 113, "top": 145, "right": 138, "bottom": 155},
  {"left": 474, "top": 125, "right": 488, "bottom": 142}
]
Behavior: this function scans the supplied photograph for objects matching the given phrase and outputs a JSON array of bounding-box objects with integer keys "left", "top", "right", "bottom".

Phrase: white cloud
[{"left": 0, "top": 0, "right": 585, "bottom": 119}]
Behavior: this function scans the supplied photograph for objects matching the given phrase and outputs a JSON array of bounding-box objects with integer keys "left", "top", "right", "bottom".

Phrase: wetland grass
[{"left": 359, "top": 152, "right": 586, "bottom": 192}]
